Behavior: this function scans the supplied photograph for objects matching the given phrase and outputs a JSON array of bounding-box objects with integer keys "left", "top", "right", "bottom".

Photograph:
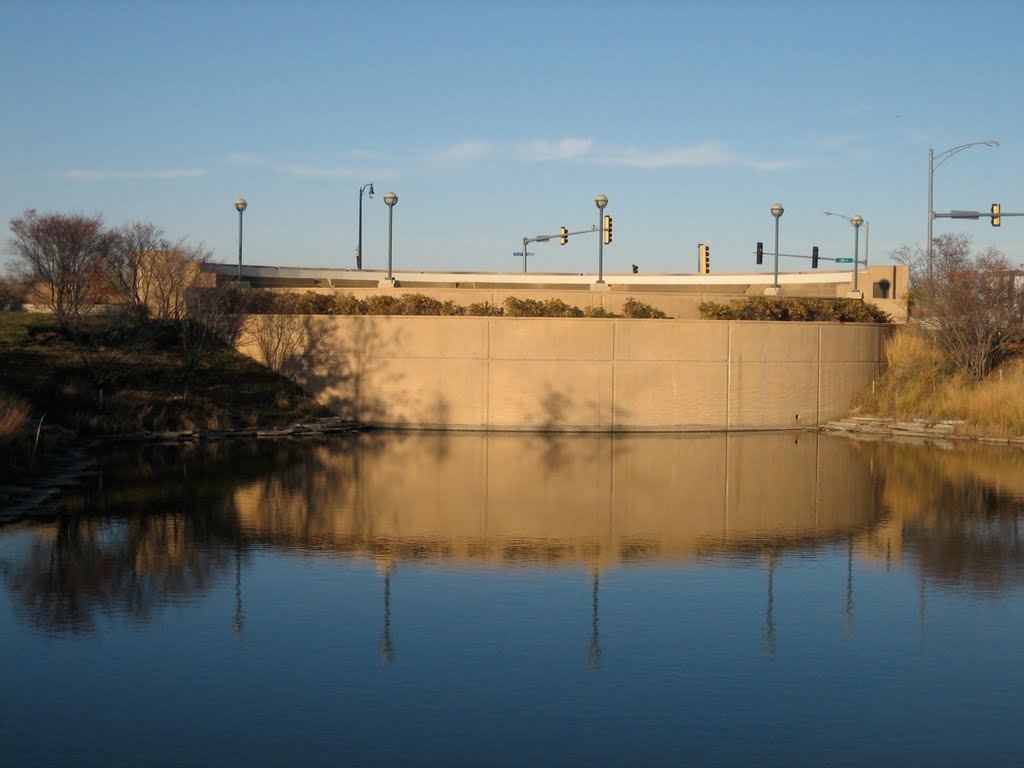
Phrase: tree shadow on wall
[{"left": 247, "top": 314, "right": 403, "bottom": 426}]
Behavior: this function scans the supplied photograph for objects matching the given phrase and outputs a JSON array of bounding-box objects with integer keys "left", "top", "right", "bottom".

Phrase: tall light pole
[
  {"left": 235, "top": 197, "right": 247, "bottom": 282},
  {"left": 928, "top": 140, "right": 998, "bottom": 280},
  {"left": 851, "top": 215, "right": 863, "bottom": 295},
  {"left": 770, "top": 203, "right": 784, "bottom": 291},
  {"left": 595, "top": 194, "right": 608, "bottom": 285},
  {"left": 383, "top": 191, "right": 398, "bottom": 282},
  {"left": 825, "top": 211, "right": 870, "bottom": 294},
  {"left": 357, "top": 182, "right": 374, "bottom": 270}
]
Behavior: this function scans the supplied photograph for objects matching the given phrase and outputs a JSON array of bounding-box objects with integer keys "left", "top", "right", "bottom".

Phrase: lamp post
[
  {"left": 850, "top": 215, "right": 864, "bottom": 295},
  {"left": 928, "top": 140, "right": 998, "bottom": 280},
  {"left": 825, "top": 211, "right": 869, "bottom": 294},
  {"left": 357, "top": 182, "right": 374, "bottom": 270},
  {"left": 235, "top": 197, "right": 247, "bottom": 282},
  {"left": 383, "top": 191, "right": 398, "bottom": 281},
  {"left": 770, "top": 203, "right": 784, "bottom": 291},
  {"left": 595, "top": 194, "right": 608, "bottom": 284}
]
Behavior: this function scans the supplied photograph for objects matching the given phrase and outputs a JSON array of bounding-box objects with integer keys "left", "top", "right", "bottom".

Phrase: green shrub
[
  {"left": 584, "top": 306, "right": 617, "bottom": 318},
  {"left": 399, "top": 293, "right": 445, "bottom": 315},
  {"left": 467, "top": 301, "right": 503, "bottom": 316},
  {"left": 364, "top": 294, "right": 402, "bottom": 315},
  {"left": 622, "top": 298, "right": 669, "bottom": 319},
  {"left": 332, "top": 294, "right": 366, "bottom": 315},
  {"left": 698, "top": 297, "right": 891, "bottom": 323},
  {"left": 440, "top": 300, "right": 465, "bottom": 316}
]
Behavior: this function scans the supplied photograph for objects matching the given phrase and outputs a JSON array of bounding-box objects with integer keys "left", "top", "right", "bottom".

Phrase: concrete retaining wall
[{"left": 237, "top": 316, "right": 892, "bottom": 431}]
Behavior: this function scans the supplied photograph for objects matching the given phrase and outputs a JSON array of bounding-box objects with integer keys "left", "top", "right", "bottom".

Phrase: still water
[{"left": 2, "top": 431, "right": 1024, "bottom": 767}]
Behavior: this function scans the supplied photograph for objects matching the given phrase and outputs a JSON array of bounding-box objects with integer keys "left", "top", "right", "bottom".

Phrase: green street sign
[{"left": 835, "top": 257, "right": 854, "bottom": 263}]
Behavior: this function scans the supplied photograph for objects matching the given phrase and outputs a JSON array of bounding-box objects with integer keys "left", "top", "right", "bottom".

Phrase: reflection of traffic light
[
  {"left": 602, "top": 215, "right": 613, "bottom": 244},
  {"left": 560, "top": 226, "right": 568, "bottom": 245},
  {"left": 632, "top": 264, "right": 638, "bottom": 274},
  {"left": 698, "top": 243, "right": 710, "bottom": 274},
  {"left": 756, "top": 241, "right": 764, "bottom": 265},
  {"left": 811, "top": 246, "right": 819, "bottom": 269},
  {"left": 991, "top": 203, "right": 1001, "bottom": 227}
]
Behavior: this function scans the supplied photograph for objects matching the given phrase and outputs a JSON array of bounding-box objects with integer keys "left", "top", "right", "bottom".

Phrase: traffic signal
[
  {"left": 602, "top": 215, "right": 613, "bottom": 244},
  {"left": 698, "top": 243, "right": 710, "bottom": 274},
  {"left": 992, "top": 203, "right": 1001, "bottom": 227},
  {"left": 632, "top": 264, "right": 638, "bottom": 274},
  {"left": 560, "top": 226, "right": 568, "bottom": 245},
  {"left": 756, "top": 241, "right": 764, "bottom": 265},
  {"left": 811, "top": 246, "right": 819, "bottom": 269}
]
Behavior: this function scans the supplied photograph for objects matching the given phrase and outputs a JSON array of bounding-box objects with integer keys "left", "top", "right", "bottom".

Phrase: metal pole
[
  {"left": 523, "top": 237, "right": 528, "bottom": 273},
  {"left": 357, "top": 188, "right": 364, "bottom": 270},
  {"left": 237, "top": 209, "right": 243, "bottom": 282},
  {"left": 927, "top": 148, "right": 934, "bottom": 282},
  {"left": 853, "top": 225, "right": 860, "bottom": 294},
  {"left": 387, "top": 204, "right": 394, "bottom": 281},
  {"left": 597, "top": 208, "right": 605, "bottom": 284},
  {"left": 773, "top": 215, "right": 780, "bottom": 289}
]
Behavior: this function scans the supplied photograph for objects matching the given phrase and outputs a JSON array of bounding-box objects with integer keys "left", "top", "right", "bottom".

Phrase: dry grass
[
  {"left": 0, "top": 391, "right": 31, "bottom": 443},
  {"left": 856, "top": 327, "right": 1024, "bottom": 436}
]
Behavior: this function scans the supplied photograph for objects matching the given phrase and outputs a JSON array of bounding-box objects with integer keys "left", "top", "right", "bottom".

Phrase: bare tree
[
  {"left": 893, "top": 233, "right": 1024, "bottom": 380},
  {"left": 8, "top": 210, "right": 115, "bottom": 332},
  {"left": 179, "top": 283, "right": 249, "bottom": 400},
  {"left": 109, "top": 221, "right": 211, "bottom": 322}
]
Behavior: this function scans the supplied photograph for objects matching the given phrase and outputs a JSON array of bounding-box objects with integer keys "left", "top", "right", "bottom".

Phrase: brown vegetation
[{"left": 699, "top": 296, "right": 891, "bottom": 323}]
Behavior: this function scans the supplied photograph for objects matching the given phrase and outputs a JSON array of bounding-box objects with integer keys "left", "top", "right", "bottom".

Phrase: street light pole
[
  {"left": 851, "top": 215, "right": 863, "bottom": 295},
  {"left": 927, "top": 140, "right": 998, "bottom": 280},
  {"left": 595, "top": 194, "right": 608, "bottom": 285},
  {"left": 384, "top": 192, "right": 398, "bottom": 281},
  {"left": 770, "top": 203, "right": 784, "bottom": 291},
  {"left": 825, "top": 211, "right": 869, "bottom": 294},
  {"left": 357, "top": 182, "right": 374, "bottom": 270},
  {"left": 235, "top": 197, "right": 247, "bottom": 282}
]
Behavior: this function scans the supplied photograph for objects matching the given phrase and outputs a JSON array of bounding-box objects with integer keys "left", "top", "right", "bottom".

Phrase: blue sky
[{"left": 1, "top": 0, "right": 1021, "bottom": 276}]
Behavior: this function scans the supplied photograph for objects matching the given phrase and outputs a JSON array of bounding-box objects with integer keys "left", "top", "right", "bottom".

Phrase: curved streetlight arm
[{"left": 931, "top": 140, "right": 999, "bottom": 172}]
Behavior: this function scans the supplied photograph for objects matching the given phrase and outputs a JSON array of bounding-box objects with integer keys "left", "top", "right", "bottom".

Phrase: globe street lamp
[
  {"left": 928, "top": 140, "right": 998, "bottom": 280},
  {"left": 770, "top": 203, "right": 784, "bottom": 291},
  {"left": 357, "top": 182, "right": 374, "bottom": 270},
  {"left": 235, "top": 197, "right": 247, "bottom": 282},
  {"left": 825, "top": 211, "right": 870, "bottom": 295},
  {"left": 383, "top": 192, "right": 398, "bottom": 282},
  {"left": 595, "top": 194, "right": 608, "bottom": 285}
]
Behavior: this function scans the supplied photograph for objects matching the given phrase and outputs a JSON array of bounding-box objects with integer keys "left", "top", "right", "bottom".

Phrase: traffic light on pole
[
  {"left": 704, "top": 244, "right": 711, "bottom": 273},
  {"left": 698, "top": 243, "right": 710, "bottom": 274},
  {"left": 632, "top": 264, "right": 638, "bottom": 274},
  {"left": 603, "top": 215, "right": 613, "bottom": 244},
  {"left": 991, "top": 203, "right": 1001, "bottom": 227},
  {"left": 811, "top": 246, "right": 819, "bottom": 269},
  {"left": 756, "top": 241, "right": 764, "bottom": 265},
  {"left": 560, "top": 226, "right": 568, "bottom": 245}
]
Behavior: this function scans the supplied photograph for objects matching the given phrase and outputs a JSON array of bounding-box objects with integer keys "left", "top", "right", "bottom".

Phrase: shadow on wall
[{"left": 245, "top": 315, "right": 400, "bottom": 425}]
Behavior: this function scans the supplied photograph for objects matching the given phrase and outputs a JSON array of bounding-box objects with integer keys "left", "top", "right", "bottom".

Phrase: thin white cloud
[
  {"left": 427, "top": 137, "right": 797, "bottom": 171},
  {"left": 64, "top": 168, "right": 206, "bottom": 180},
  {"left": 432, "top": 140, "right": 495, "bottom": 164},
  {"left": 515, "top": 138, "right": 594, "bottom": 162},
  {"left": 228, "top": 153, "right": 359, "bottom": 179}
]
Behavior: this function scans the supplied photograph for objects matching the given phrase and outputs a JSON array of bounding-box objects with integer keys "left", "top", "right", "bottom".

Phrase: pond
[{"left": 2, "top": 431, "right": 1023, "bottom": 767}]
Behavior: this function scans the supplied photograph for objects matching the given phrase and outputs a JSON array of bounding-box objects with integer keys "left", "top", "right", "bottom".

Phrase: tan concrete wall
[{"left": 238, "top": 315, "right": 892, "bottom": 431}]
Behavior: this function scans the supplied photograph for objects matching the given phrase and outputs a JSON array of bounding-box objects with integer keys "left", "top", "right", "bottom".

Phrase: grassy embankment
[
  {"left": 854, "top": 327, "right": 1024, "bottom": 437},
  {"left": 0, "top": 311, "right": 331, "bottom": 481}
]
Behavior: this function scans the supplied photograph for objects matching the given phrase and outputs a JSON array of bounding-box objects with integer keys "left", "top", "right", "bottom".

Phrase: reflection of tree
[
  {"left": 854, "top": 440, "right": 1024, "bottom": 596},
  {"left": 3, "top": 438, "right": 365, "bottom": 635}
]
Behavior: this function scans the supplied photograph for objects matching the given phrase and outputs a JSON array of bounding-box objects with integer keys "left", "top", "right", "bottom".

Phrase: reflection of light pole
[
  {"left": 235, "top": 197, "right": 247, "bottom": 282},
  {"left": 770, "top": 203, "right": 784, "bottom": 291},
  {"left": 595, "top": 194, "right": 608, "bottom": 285},
  {"left": 589, "top": 570, "right": 601, "bottom": 668},
  {"left": 764, "top": 550, "right": 777, "bottom": 656},
  {"left": 357, "top": 182, "right": 374, "bottom": 269},
  {"left": 233, "top": 542, "right": 244, "bottom": 635},
  {"left": 384, "top": 191, "right": 398, "bottom": 282},
  {"left": 380, "top": 567, "right": 393, "bottom": 663},
  {"left": 928, "top": 140, "right": 998, "bottom": 280}
]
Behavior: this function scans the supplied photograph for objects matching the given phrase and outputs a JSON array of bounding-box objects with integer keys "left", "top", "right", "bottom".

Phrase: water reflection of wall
[{"left": 232, "top": 432, "right": 886, "bottom": 568}]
